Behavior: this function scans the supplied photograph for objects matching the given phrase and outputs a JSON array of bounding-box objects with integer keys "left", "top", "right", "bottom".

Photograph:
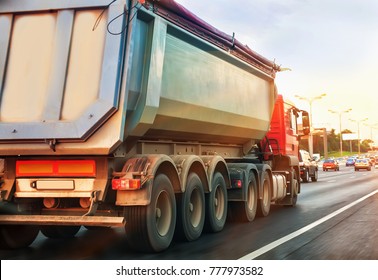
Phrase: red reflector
[
  {"left": 233, "top": 179, "right": 242, "bottom": 188},
  {"left": 112, "top": 178, "right": 141, "bottom": 190}
]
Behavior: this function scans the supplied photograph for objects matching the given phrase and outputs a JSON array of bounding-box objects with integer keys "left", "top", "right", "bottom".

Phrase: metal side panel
[
  {"left": 0, "top": 0, "right": 126, "bottom": 142},
  {"left": 124, "top": 7, "right": 276, "bottom": 146},
  {"left": 145, "top": 21, "right": 276, "bottom": 146}
]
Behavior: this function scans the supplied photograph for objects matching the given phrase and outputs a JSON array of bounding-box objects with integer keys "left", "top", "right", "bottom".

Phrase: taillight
[
  {"left": 112, "top": 178, "right": 141, "bottom": 190},
  {"left": 16, "top": 160, "right": 96, "bottom": 177}
]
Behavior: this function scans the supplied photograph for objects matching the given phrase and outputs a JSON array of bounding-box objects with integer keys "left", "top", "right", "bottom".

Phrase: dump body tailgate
[{"left": 0, "top": 0, "right": 125, "bottom": 144}]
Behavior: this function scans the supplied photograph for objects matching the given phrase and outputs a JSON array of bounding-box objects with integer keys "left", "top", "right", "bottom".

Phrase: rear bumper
[
  {"left": 323, "top": 166, "right": 337, "bottom": 169},
  {"left": 0, "top": 214, "right": 125, "bottom": 227}
]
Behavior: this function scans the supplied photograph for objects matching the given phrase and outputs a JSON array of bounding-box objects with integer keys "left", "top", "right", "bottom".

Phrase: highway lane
[{"left": 1, "top": 165, "right": 378, "bottom": 260}]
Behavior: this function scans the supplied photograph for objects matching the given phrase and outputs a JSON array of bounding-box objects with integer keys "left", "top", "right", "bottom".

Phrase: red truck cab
[
  {"left": 263, "top": 95, "right": 317, "bottom": 182},
  {"left": 265, "top": 94, "right": 309, "bottom": 157}
]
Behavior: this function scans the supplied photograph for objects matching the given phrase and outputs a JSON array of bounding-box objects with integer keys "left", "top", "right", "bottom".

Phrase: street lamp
[
  {"left": 369, "top": 123, "right": 378, "bottom": 149},
  {"left": 350, "top": 118, "right": 368, "bottom": 155},
  {"left": 363, "top": 122, "right": 378, "bottom": 143},
  {"left": 328, "top": 108, "right": 352, "bottom": 157},
  {"left": 295, "top": 93, "right": 326, "bottom": 156}
]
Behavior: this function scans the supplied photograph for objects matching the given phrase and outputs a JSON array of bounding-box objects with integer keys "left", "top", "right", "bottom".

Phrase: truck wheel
[
  {"left": 257, "top": 171, "right": 271, "bottom": 217},
  {"left": 311, "top": 169, "right": 318, "bottom": 182},
  {"left": 232, "top": 173, "right": 258, "bottom": 222},
  {"left": 0, "top": 225, "right": 39, "bottom": 249},
  {"left": 290, "top": 172, "right": 299, "bottom": 207},
  {"left": 302, "top": 169, "right": 309, "bottom": 183},
  {"left": 125, "top": 173, "right": 176, "bottom": 252},
  {"left": 41, "top": 226, "right": 81, "bottom": 239},
  {"left": 205, "top": 172, "right": 227, "bottom": 232},
  {"left": 176, "top": 173, "right": 205, "bottom": 241}
]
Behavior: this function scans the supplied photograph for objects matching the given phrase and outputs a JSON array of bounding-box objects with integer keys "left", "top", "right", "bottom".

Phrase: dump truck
[{"left": 0, "top": 0, "right": 309, "bottom": 252}]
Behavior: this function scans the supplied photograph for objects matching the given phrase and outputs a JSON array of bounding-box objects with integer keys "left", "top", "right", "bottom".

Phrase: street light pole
[
  {"left": 328, "top": 108, "right": 352, "bottom": 157},
  {"left": 363, "top": 122, "right": 378, "bottom": 147},
  {"left": 350, "top": 118, "right": 368, "bottom": 155},
  {"left": 295, "top": 93, "right": 326, "bottom": 156}
]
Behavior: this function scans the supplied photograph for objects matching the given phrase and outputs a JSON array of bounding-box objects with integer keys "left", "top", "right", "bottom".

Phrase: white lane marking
[{"left": 239, "top": 189, "right": 378, "bottom": 260}]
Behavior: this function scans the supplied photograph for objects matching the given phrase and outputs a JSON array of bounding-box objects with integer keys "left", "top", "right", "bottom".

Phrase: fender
[
  {"left": 226, "top": 162, "right": 258, "bottom": 202},
  {"left": 170, "top": 154, "right": 208, "bottom": 193},
  {"left": 286, "top": 154, "right": 299, "bottom": 167},
  {"left": 273, "top": 154, "right": 299, "bottom": 169},
  {"left": 200, "top": 155, "right": 230, "bottom": 192},
  {"left": 115, "top": 154, "right": 180, "bottom": 206}
]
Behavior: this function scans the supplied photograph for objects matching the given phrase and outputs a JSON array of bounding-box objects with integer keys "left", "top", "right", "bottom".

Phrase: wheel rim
[
  {"left": 213, "top": 185, "right": 225, "bottom": 220},
  {"left": 155, "top": 190, "right": 172, "bottom": 236},
  {"left": 189, "top": 187, "right": 203, "bottom": 227}
]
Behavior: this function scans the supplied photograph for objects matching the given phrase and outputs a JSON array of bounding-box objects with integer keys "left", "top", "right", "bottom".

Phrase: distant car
[
  {"left": 345, "top": 158, "right": 355, "bottom": 167},
  {"left": 323, "top": 159, "right": 339, "bottom": 171},
  {"left": 354, "top": 158, "right": 371, "bottom": 171},
  {"left": 298, "top": 150, "right": 318, "bottom": 182}
]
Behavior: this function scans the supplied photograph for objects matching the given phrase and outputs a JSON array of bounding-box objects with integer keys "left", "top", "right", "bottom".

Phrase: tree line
[{"left": 300, "top": 129, "right": 374, "bottom": 156}]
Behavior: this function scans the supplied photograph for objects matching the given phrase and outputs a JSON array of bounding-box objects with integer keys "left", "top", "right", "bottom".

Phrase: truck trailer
[{"left": 0, "top": 0, "right": 309, "bottom": 252}]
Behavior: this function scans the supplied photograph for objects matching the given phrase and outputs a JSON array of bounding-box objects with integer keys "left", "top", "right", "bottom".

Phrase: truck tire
[
  {"left": 290, "top": 172, "right": 299, "bottom": 207},
  {"left": 205, "top": 172, "right": 227, "bottom": 232},
  {"left": 41, "top": 226, "right": 81, "bottom": 239},
  {"left": 176, "top": 172, "right": 205, "bottom": 241},
  {"left": 257, "top": 171, "right": 271, "bottom": 217},
  {"left": 311, "top": 169, "right": 318, "bottom": 182},
  {"left": 232, "top": 173, "right": 258, "bottom": 222},
  {"left": 0, "top": 225, "right": 39, "bottom": 249},
  {"left": 125, "top": 173, "right": 176, "bottom": 252},
  {"left": 302, "top": 169, "right": 309, "bottom": 183}
]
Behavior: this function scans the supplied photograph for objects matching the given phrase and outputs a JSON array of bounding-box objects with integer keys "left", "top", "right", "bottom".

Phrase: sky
[{"left": 174, "top": 0, "right": 378, "bottom": 143}]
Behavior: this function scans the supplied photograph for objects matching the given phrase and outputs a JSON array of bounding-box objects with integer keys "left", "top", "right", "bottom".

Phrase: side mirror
[
  {"left": 298, "top": 111, "right": 310, "bottom": 136},
  {"left": 301, "top": 111, "right": 310, "bottom": 135}
]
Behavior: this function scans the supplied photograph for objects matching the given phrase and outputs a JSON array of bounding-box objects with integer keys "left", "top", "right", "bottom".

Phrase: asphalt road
[{"left": 1, "top": 165, "right": 378, "bottom": 260}]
